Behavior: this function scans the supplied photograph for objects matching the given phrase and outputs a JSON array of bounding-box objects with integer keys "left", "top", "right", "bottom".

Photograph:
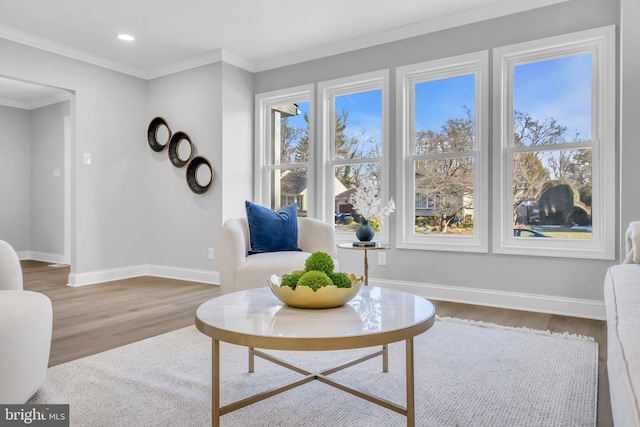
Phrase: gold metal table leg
[
  {"left": 406, "top": 337, "right": 415, "bottom": 427},
  {"left": 248, "top": 346, "right": 255, "bottom": 373},
  {"left": 210, "top": 342, "right": 415, "bottom": 425},
  {"left": 382, "top": 344, "right": 388, "bottom": 372},
  {"left": 212, "top": 339, "right": 220, "bottom": 427},
  {"left": 363, "top": 249, "right": 369, "bottom": 285}
]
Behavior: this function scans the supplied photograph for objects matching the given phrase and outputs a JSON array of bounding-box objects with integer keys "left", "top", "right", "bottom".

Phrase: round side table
[{"left": 337, "top": 242, "right": 392, "bottom": 286}]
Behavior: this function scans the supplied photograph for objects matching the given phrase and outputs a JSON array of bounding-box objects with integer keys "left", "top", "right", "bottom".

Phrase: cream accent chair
[
  {"left": 219, "top": 217, "right": 339, "bottom": 294},
  {"left": 0, "top": 240, "right": 53, "bottom": 404}
]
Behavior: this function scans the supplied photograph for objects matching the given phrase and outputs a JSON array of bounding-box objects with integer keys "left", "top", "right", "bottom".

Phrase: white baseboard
[
  {"left": 63, "top": 264, "right": 604, "bottom": 320},
  {"left": 369, "top": 278, "right": 606, "bottom": 321},
  {"left": 17, "top": 251, "right": 65, "bottom": 264},
  {"left": 68, "top": 265, "right": 147, "bottom": 287},
  {"left": 68, "top": 264, "right": 219, "bottom": 287},
  {"left": 146, "top": 265, "right": 219, "bottom": 285}
]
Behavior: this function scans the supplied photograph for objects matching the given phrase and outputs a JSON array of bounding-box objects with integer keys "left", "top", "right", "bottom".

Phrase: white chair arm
[
  {"left": 0, "top": 290, "right": 52, "bottom": 403},
  {"left": 0, "top": 240, "right": 23, "bottom": 290},
  {"left": 219, "top": 218, "right": 250, "bottom": 294}
]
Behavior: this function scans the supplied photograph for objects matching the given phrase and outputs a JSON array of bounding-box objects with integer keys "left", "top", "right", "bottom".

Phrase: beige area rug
[{"left": 29, "top": 317, "right": 598, "bottom": 427}]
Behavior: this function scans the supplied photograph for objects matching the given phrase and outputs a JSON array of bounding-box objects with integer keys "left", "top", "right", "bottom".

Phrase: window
[
  {"left": 255, "top": 85, "right": 313, "bottom": 216},
  {"left": 396, "top": 52, "right": 489, "bottom": 252},
  {"left": 493, "top": 26, "right": 615, "bottom": 259},
  {"left": 318, "top": 70, "right": 389, "bottom": 240}
]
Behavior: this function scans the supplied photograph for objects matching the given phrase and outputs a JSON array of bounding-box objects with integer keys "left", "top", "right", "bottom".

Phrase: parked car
[
  {"left": 334, "top": 212, "right": 353, "bottom": 224},
  {"left": 513, "top": 228, "right": 550, "bottom": 237}
]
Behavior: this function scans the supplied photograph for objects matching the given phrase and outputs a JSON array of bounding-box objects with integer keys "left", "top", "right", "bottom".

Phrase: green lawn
[
  {"left": 337, "top": 222, "right": 592, "bottom": 239},
  {"left": 530, "top": 226, "right": 593, "bottom": 239}
]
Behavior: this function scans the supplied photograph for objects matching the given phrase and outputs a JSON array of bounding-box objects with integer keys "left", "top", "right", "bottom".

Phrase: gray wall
[
  {"left": 620, "top": 0, "right": 640, "bottom": 252},
  {"left": 146, "top": 63, "right": 223, "bottom": 272},
  {"left": 0, "top": 38, "right": 148, "bottom": 277},
  {"left": 0, "top": 105, "right": 31, "bottom": 251},
  {"left": 145, "top": 62, "right": 253, "bottom": 274},
  {"left": 0, "top": 101, "right": 68, "bottom": 257},
  {"left": 254, "top": 0, "right": 620, "bottom": 304},
  {"left": 0, "top": 39, "right": 254, "bottom": 282},
  {"left": 30, "top": 101, "right": 69, "bottom": 257}
]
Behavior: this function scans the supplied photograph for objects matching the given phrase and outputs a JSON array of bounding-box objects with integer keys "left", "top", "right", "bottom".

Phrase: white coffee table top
[{"left": 196, "top": 286, "right": 436, "bottom": 351}]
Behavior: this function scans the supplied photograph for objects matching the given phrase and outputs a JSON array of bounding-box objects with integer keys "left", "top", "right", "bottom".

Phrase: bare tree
[
  {"left": 513, "top": 111, "right": 567, "bottom": 146},
  {"left": 512, "top": 151, "right": 550, "bottom": 211},
  {"left": 279, "top": 115, "right": 308, "bottom": 164},
  {"left": 334, "top": 110, "right": 381, "bottom": 188},
  {"left": 415, "top": 107, "right": 475, "bottom": 232},
  {"left": 512, "top": 111, "right": 592, "bottom": 218}
]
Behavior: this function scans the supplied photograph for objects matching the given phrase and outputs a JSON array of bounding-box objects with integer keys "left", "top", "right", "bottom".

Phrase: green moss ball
[
  {"left": 304, "top": 252, "right": 334, "bottom": 275},
  {"left": 280, "top": 273, "right": 301, "bottom": 290},
  {"left": 297, "top": 270, "right": 333, "bottom": 292},
  {"left": 329, "top": 272, "right": 352, "bottom": 289}
]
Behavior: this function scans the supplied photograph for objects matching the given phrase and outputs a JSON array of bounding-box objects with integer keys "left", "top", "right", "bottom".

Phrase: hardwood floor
[
  {"left": 21, "top": 260, "right": 612, "bottom": 426},
  {"left": 21, "top": 261, "right": 219, "bottom": 367}
]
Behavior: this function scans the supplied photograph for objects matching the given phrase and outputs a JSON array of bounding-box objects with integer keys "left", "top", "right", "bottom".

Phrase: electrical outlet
[
  {"left": 378, "top": 252, "right": 386, "bottom": 266},
  {"left": 208, "top": 248, "right": 214, "bottom": 260}
]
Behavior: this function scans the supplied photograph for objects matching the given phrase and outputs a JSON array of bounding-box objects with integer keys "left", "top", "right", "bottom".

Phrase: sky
[
  {"left": 514, "top": 53, "right": 592, "bottom": 141},
  {"left": 285, "top": 52, "right": 592, "bottom": 149},
  {"left": 415, "top": 74, "right": 475, "bottom": 133}
]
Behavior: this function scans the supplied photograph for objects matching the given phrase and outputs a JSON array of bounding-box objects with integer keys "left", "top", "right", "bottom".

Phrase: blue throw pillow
[{"left": 245, "top": 201, "right": 301, "bottom": 255}]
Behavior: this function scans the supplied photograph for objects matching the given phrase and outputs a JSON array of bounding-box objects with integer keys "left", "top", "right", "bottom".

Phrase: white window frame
[
  {"left": 254, "top": 85, "right": 315, "bottom": 214},
  {"left": 396, "top": 51, "right": 489, "bottom": 253},
  {"left": 493, "top": 26, "right": 616, "bottom": 260},
  {"left": 317, "top": 70, "right": 390, "bottom": 243}
]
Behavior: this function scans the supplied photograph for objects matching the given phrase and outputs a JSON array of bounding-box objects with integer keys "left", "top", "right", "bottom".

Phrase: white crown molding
[
  {"left": 0, "top": 96, "right": 29, "bottom": 109},
  {"left": 0, "top": 24, "right": 259, "bottom": 79},
  {"left": 0, "top": 24, "right": 147, "bottom": 79},
  {"left": 0, "top": 0, "right": 569, "bottom": 78},
  {"left": 254, "top": 0, "right": 570, "bottom": 72},
  {"left": 220, "top": 50, "right": 258, "bottom": 73},
  {"left": 145, "top": 49, "right": 224, "bottom": 79},
  {"left": 145, "top": 49, "right": 257, "bottom": 79},
  {"left": 0, "top": 91, "right": 71, "bottom": 110},
  {"left": 28, "top": 91, "right": 71, "bottom": 109}
]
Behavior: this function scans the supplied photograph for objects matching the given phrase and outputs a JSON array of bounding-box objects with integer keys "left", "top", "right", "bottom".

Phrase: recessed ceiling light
[{"left": 117, "top": 34, "right": 135, "bottom": 42}]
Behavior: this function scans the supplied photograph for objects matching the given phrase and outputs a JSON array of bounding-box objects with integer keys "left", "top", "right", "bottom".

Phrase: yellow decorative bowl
[{"left": 268, "top": 271, "right": 363, "bottom": 309}]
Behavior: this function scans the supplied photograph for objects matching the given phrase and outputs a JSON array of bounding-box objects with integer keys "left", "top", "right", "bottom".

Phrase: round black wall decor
[
  {"left": 186, "top": 156, "right": 213, "bottom": 194},
  {"left": 147, "top": 116, "right": 171, "bottom": 152},
  {"left": 168, "top": 131, "right": 193, "bottom": 168},
  {"left": 148, "top": 116, "right": 213, "bottom": 195}
]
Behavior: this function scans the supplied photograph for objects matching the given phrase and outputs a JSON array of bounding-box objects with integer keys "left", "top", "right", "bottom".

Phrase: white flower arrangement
[{"left": 349, "top": 183, "right": 396, "bottom": 223}]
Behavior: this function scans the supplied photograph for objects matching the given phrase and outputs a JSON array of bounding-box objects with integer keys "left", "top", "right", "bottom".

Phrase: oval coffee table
[{"left": 196, "top": 286, "right": 436, "bottom": 427}]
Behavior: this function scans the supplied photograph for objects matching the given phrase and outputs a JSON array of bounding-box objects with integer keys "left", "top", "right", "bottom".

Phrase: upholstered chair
[
  {"left": 219, "top": 217, "right": 339, "bottom": 294},
  {"left": 0, "top": 240, "right": 53, "bottom": 404}
]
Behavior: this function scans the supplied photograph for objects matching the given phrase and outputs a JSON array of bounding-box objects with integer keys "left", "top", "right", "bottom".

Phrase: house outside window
[
  {"left": 396, "top": 51, "right": 489, "bottom": 252},
  {"left": 255, "top": 85, "right": 313, "bottom": 216},
  {"left": 493, "top": 26, "right": 615, "bottom": 259}
]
